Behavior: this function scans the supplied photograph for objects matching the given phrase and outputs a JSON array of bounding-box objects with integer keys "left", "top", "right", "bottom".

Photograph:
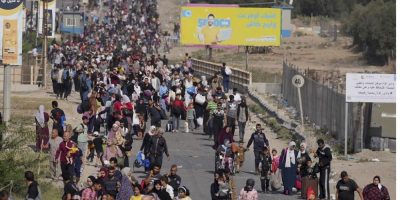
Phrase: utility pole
[
  {"left": 2, "top": 63, "right": 11, "bottom": 124},
  {"left": 42, "top": 0, "right": 48, "bottom": 88},
  {"left": 245, "top": 46, "right": 249, "bottom": 71}
]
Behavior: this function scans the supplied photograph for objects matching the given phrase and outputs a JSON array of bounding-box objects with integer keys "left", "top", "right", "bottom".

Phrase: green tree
[{"left": 343, "top": 0, "right": 395, "bottom": 65}]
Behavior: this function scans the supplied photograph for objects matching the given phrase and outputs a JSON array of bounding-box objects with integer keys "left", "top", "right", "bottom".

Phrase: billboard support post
[
  {"left": 208, "top": 46, "right": 212, "bottom": 60},
  {"left": 2, "top": 64, "right": 11, "bottom": 124},
  {"left": 245, "top": 46, "right": 249, "bottom": 71},
  {"left": 42, "top": 0, "right": 48, "bottom": 88},
  {"left": 344, "top": 102, "right": 349, "bottom": 158}
]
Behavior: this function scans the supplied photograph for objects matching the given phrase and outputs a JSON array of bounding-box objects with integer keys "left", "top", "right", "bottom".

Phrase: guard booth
[{"left": 60, "top": 11, "right": 85, "bottom": 35}]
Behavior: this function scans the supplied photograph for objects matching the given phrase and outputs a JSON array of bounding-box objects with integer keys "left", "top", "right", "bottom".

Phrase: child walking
[
  {"left": 186, "top": 103, "right": 196, "bottom": 132},
  {"left": 260, "top": 146, "right": 272, "bottom": 193},
  {"left": 236, "top": 142, "right": 246, "bottom": 173}
]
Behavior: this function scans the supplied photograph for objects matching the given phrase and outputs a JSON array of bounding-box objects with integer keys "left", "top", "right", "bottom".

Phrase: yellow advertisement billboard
[
  {"left": 180, "top": 6, "right": 281, "bottom": 46},
  {"left": 2, "top": 19, "right": 18, "bottom": 65}
]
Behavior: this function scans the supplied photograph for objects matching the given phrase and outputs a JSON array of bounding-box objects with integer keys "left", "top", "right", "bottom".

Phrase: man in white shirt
[
  {"left": 44, "top": 129, "right": 63, "bottom": 180},
  {"left": 56, "top": 66, "right": 64, "bottom": 99},
  {"left": 233, "top": 88, "right": 242, "bottom": 102}
]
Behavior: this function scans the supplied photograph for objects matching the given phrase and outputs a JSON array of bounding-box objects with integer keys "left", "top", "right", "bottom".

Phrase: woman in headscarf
[
  {"left": 140, "top": 126, "right": 157, "bottom": 172},
  {"left": 116, "top": 168, "right": 135, "bottom": 200},
  {"left": 362, "top": 176, "right": 390, "bottom": 200},
  {"left": 104, "top": 138, "right": 123, "bottom": 162},
  {"left": 82, "top": 176, "right": 98, "bottom": 200},
  {"left": 216, "top": 126, "right": 234, "bottom": 149},
  {"left": 279, "top": 141, "right": 299, "bottom": 195},
  {"left": 35, "top": 105, "right": 50, "bottom": 152},
  {"left": 297, "top": 142, "right": 312, "bottom": 178}
]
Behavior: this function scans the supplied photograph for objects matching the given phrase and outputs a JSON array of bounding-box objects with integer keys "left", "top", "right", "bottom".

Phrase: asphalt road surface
[{"left": 127, "top": 120, "right": 301, "bottom": 200}]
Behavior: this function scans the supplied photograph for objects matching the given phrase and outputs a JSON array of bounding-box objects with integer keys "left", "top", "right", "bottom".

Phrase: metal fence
[
  {"left": 282, "top": 61, "right": 364, "bottom": 152},
  {"left": 191, "top": 58, "right": 252, "bottom": 93}
]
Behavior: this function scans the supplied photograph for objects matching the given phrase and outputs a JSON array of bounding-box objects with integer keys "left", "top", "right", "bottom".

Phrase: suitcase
[
  {"left": 301, "top": 177, "right": 318, "bottom": 199},
  {"left": 165, "top": 121, "right": 173, "bottom": 132}
]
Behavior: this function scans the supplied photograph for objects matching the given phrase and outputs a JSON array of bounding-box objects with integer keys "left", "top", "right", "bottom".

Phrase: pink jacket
[{"left": 239, "top": 188, "right": 258, "bottom": 200}]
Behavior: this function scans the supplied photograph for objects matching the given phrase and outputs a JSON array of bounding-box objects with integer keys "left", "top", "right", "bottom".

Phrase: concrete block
[
  {"left": 370, "top": 137, "right": 384, "bottom": 151},
  {"left": 388, "top": 139, "right": 396, "bottom": 153}
]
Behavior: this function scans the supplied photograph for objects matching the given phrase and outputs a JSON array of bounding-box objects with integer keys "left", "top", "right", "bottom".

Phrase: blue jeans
[
  {"left": 238, "top": 121, "right": 246, "bottom": 141},
  {"left": 172, "top": 115, "right": 180, "bottom": 130},
  {"left": 223, "top": 79, "right": 229, "bottom": 93},
  {"left": 188, "top": 119, "right": 195, "bottom": 130},
  {"left": 254, "top": 150, "right": 262, "bottom": 171}
]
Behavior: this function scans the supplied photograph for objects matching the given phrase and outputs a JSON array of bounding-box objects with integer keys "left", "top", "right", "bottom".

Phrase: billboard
[
  {"left": 60, "top": 12, "right": 84, "bottom": 35},
  {"left": 346, "top": 73, "right": 396, "bottom": 103},
  {"left": 0, "top": 0, "right": 23, "bottom": 65},
  {"left": 38, "top": 0, "right": 56, "bottom": 38},
  {"left": 180, "top": 6, "right": 281, "bottom": 46}
]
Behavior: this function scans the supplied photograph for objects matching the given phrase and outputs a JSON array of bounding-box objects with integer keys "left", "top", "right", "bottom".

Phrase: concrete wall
[
  {"left": 370, "top": 103, "right": 396, "bottom": 138},
  {"left": 251, "top": 83, "right": 281, "bottom": 95},
  {"left": 0, "top": 67, "right": 22, "bottom": 84},
  {"left": 0, "top": 65, "right": 41, "bottom": 92}
]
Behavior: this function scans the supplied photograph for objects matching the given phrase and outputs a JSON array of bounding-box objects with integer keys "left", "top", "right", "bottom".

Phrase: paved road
[{"left": 126, "top": 120, "right": 301, "bottom": 200}]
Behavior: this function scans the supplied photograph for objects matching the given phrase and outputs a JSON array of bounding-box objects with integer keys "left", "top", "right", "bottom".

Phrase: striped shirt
[{"left": 207, "top": 101, "right": 218, "bottom": 113}]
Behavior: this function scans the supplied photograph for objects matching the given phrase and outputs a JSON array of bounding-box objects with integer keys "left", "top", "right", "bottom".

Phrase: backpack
[{"left": 72, "top": 124, "right": 84, "bottom": 143}]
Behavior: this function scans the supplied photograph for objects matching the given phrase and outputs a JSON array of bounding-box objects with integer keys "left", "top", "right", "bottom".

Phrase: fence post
[{"left": 30, "top": 66, "right": 34, "bottom": 85}]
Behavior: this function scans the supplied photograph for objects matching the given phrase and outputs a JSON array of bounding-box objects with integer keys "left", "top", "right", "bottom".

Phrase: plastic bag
[
  {"left": 195, "top": 94, "right": 206, "bottom": 105},
  {"left": 196, "top": 117, "right": 203, "bottom": 126},
  {"left": 225, "top": 67, "right": 232, "bottom": 75},
  {"left": 270, "top": 169, "right": 283, "bottom": 191}
]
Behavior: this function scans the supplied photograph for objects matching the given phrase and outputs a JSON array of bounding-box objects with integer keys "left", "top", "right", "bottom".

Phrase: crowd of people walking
[{"left": 0, "top": 0, "right": 391, "bottom": 200}]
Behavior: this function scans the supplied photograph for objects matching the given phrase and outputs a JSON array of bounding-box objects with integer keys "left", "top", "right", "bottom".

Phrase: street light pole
[{"left": 42, "top": 0, "right": 48, "bottom": 88}]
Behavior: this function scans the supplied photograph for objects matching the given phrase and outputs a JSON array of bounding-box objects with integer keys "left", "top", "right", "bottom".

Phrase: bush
[
  {"left": 249, "top": 104, "right": 266, "bottom": 115},
  {"left": 276, "top": 128, "right": 291, "bottom": 140},
  {"left": 0, "top": 122, "right": 36, "bottom": 193},
  {"left": 266, "top": 117, "right": 281, "bottom": 132}
]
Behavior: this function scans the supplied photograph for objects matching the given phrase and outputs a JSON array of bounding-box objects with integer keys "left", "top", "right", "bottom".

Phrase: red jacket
[{"left": 172, "top": 100, "right": 185, "bottom": 110}]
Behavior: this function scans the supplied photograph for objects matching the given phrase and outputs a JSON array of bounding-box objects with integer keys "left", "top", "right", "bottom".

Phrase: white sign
[
  {"left": 292, "top": 74, "right": 305, "bottom": 88},
  {"left": 346, "top": 73, "right": 396, "bottom": 103}
]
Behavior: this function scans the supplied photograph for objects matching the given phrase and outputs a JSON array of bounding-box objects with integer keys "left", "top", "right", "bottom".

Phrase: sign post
[
  {"left": 292, "top": 74, "right": 305, "bottom": 131},
  {"left": 345, "top": 73, "right": 396, "bottom": 157},
  {"left": 344, "top": 102, "right": 349, "bottom": 158},
  {"left": 245, "top": 46, "right": 249, "bottom": 71},
  {"left": 0, "top": 0, "right": 24, "bottom": 124}
]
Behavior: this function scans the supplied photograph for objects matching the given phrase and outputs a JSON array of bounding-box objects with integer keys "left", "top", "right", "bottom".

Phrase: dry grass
[
  {"left": 186, "top": 35, "right": 392, "bottom": 84},
  {"left": 8, "top": 96, "right": 53, "bottom": 121}
]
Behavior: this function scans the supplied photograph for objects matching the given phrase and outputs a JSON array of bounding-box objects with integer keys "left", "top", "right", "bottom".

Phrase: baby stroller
[{"left": 216, "top": 142, "right": 236, "bottom": 174}]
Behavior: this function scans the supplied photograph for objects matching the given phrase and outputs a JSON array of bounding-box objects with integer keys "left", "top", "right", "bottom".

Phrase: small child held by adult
[
  {"left": 216, "top": 175, "right": 230, "bottom": 199},
  {"left": 66, "top": 143, "right": 79, "bottom": 164}
]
